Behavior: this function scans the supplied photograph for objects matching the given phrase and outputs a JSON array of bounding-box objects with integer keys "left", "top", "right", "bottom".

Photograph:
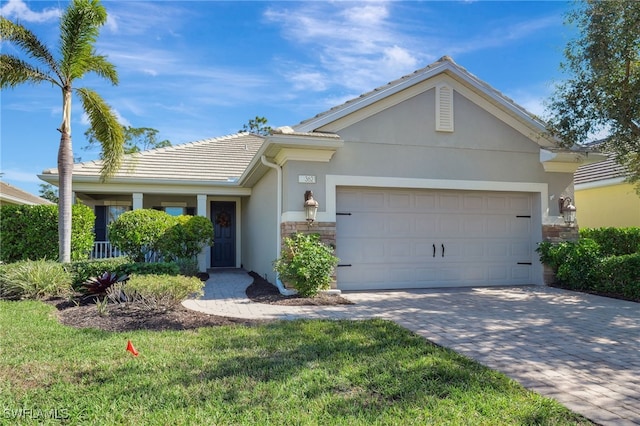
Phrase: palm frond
[
  {"left": 60, "top": 0, "right": 108, "bottom": 80},
  {"left": 0, "top": 17, "right": 62, "bottom": 82},
  {"left": 0, "top": 54, "right": 59, "bottom": 88},
  {"left": 85, "top": 54, "right": 118, "bottom": 85},
  {"left": 75, "top": 87, "right": 124, "bottom": 181}
]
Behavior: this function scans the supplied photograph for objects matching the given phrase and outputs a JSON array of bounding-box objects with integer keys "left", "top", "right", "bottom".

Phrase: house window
[
  {"left": 153, "top": 205, "right": 196, "bottom": 216},
  {"left": 164, "top": 206, "right": 185, "bottom": 217},
  {"left": 94, "top": 205, "right": 131, "bottom": 241}
]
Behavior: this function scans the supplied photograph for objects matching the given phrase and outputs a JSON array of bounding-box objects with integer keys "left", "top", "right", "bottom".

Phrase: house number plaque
[{"left": 298, "top": 175, "right": 316, "bottom": 184}]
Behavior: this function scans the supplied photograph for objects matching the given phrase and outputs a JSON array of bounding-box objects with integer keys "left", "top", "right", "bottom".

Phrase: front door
[{"left": 211, "top": 201, "right": 236, "bottom": 267}]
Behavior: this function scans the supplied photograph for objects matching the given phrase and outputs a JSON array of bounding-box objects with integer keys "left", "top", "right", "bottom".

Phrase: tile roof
[
  {"left": 0, "top": 182, "right": 54, "bottom": 205},
  {"left": 574, "top": 155, "right": 627, "bottom": 185},
  {"left": 42, "top": 133, "right": 265, "bottom": 183}
]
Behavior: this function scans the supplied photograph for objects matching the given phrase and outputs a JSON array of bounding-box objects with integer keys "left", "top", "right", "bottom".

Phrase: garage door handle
[
  {"left": 433, "top": 244, "right": 436, "bottom": 258},
  {"left": 441, "top": 244, "right": 445, "bottom": 257}
]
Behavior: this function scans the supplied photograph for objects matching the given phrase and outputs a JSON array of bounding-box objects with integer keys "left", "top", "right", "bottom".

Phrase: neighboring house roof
[
  {"left": 575, "top": 155, "right": 627, "bottom": 186},
  {"left": 293, "top": 56, "right": 556, "bottom": 148},
  {"left": 40, "top": 133, "right": 265, "bottom": 184},
  {"left": 0, "top": 181, "right": 54, "bottom": 205}
]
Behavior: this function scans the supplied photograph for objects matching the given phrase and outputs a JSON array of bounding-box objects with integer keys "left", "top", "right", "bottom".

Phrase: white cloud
[
  {"left": 264, "top": 2, "right": 422, "bottom": 94},
  {"left": 0, "top": 0, "right": 60, "bottom": 23}
]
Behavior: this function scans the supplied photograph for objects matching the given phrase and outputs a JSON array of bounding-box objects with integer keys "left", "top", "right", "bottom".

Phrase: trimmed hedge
[
  {"left": 579, "top": 227, "right": 640, "bottom": 256},
  {"left": 0, "top": 204, "right": 95, "bottom": 262},
  {"left": 537, "top": 227, "right": 640, "bottom": 302}
]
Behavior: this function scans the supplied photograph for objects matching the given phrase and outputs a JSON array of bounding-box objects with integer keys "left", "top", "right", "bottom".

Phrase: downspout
[{"left": 261, "top": 155, "right": 297, "bottom": 296}]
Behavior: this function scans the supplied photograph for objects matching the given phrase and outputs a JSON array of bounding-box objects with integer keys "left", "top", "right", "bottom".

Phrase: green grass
[{"left": 0, "top": 301, "right": 590, "bottom": 425}]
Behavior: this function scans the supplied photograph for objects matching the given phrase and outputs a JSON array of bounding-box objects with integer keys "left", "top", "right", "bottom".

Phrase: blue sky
[{"left": 1, "top": 0, "right": 573, "bottom": 196}]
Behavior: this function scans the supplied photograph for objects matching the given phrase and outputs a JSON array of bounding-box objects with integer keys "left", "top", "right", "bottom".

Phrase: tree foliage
[
  {"left": 546, "top": 1, "right": 640, "bottom": 191},
  {"left": 240, "top": 116, "right": 272, "bottom": 136},
  {"left": 84, "top": 125, "right": 171, "bottom": 154},
  {"left": 0, "top": 0, "right": 125, "bottom": 262},
  {"left": 39, "top": 183, "right": 59, "bottom": 203}
]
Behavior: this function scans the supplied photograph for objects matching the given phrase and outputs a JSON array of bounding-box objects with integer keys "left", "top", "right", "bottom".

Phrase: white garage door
[{"left": 336, "top": 187, "right": 534, "bottom": 290}]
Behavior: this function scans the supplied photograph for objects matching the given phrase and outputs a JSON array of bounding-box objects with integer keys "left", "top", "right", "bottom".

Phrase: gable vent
[{"left": 436, "top": 84, "right": 454, "bottom": 132}]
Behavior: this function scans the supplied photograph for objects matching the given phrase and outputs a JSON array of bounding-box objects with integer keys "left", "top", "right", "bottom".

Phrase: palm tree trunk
[{"left": 58, "top": 87, "right": 73, "bottom": 263}]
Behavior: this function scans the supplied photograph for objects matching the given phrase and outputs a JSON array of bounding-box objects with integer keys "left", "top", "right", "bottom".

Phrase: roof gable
[{"left": 293, "top": 56, "right": 557, "bottom": 148}]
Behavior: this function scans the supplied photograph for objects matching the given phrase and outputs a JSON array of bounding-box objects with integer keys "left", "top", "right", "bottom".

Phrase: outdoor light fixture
[
  {"left": 558, "top": 196, "right": 577, "bottom": 225},
  {"left": 304, "top": 190, "right": 319, "bottom": 225}
]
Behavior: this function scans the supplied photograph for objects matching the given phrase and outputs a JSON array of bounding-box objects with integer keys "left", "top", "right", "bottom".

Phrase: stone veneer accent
[
  {"left": 280, "top": 222, "right": 336, "bottom": 248},
  {"left": 541, "top": 223, "right": 580, "bottom": 285}
]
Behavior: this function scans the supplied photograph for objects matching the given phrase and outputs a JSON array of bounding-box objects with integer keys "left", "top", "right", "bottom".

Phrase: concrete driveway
[{"left": 184, "top": 270, "right": 640, "bottom": 425}]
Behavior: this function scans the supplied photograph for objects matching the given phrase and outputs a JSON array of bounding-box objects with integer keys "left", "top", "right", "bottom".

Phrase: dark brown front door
[{"left": 211, "top": 201, "right": 236, "bottom": 267}]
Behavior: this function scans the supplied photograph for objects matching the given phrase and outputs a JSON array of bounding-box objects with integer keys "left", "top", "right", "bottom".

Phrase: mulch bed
[{"left": 50, "top": 272, "right": 352, "bottom": 332}]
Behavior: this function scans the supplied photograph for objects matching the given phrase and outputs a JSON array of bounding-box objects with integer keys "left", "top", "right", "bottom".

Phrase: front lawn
[{"left": 0, "top": 301, "right": 590, "bottom": 425}]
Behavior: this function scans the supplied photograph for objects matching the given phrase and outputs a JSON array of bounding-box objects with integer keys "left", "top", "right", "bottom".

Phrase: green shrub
[
  {"left": 68, "top": 257, "right": 132, "bottom": 287},
  {"left": 273, "top": 233, "right": 339, "bottom": 297},
  {"left": 118, "top": 261, "right": 181, "bottom": 277},
  {"left": 579, "top": 227, "right": 640, "bottom": 256},
  {"left": 0, "top": 204, "right": 95, "bottom": 262},
  {"left": 538, "top": 236, "right": 640, "bottom": 301},
  {"left": 158, "top": 215, "right": 214, "bottom": 261},
  {"left": 597, "top": 253, "right": 640, "bottom": 300},
  {"left": 555, "top": 238, "right": 602, "bottom": 291},
  {"left": 173, "top": 257, "right": 199, "bottom": 276},
  {"left": 108, "top": 209, "right": 177, "bottom": 262},
  {"left": 124, "top": 274, "right": 204, "bottom": 309},
  {"left": 0, "top": 259, "right": 72, "bottom": 300}
]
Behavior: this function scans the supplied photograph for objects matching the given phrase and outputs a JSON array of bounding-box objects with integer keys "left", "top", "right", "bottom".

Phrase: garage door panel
[
  {"left": 389, "top": 216, "right": 413, "bottom": 235},
  {"left": 336, "top": 187, "right": 535, "bottom": 290}
]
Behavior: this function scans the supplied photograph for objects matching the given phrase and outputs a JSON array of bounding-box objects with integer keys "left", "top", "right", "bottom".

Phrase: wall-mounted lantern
[
  {"left": 304, "top": 190, "right": 319, "bottom": 225},
  {"left": 558, "top": 196, "right": 577, "bottom": 225}
]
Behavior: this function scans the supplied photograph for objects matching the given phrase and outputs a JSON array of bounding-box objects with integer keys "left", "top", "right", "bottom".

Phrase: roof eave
[{"left": 239, "top": 131, "right": 344, "bottom": 187}]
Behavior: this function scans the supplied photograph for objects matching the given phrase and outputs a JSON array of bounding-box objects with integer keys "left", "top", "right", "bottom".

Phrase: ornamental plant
[
  {"left": 273, "top": 233, "right": 339, "bottom": 297},
  {"left": 81, "top": 271, "right": 129, "bottom": 296},
  {"left": 157, "top": 215, "right": 214, "bottom": 261},
  {"left": 108, "top": 209, "right": 176, "bottom": 262}
]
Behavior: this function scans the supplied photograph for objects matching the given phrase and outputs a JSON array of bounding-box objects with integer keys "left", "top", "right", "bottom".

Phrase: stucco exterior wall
[
  {"left": 575, "top": 182, "right": 640, "bottom": 228},
  {"left": 241, "top": 168, "right": 279, "bottom": 281},
  {"left": 281, "top": 89, "right": 574, "bottom": 222}
]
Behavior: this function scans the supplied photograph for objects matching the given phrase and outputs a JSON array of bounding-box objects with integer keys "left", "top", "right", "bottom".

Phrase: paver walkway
[{"left": 183, "top": 269, "right": 640, "bottom": 425}]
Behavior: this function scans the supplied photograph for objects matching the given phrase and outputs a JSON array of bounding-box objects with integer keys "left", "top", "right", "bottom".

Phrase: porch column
[
  {"left": 197, "top": 194, "right": 208, "bottom": 272},
  {"left": 132, "top": 193, "right": 143, "bottom": 210}
]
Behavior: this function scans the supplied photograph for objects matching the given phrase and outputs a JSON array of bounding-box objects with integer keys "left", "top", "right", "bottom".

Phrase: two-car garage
[{"left": 335, "top": 187, "right": 537, "bottom": 290}]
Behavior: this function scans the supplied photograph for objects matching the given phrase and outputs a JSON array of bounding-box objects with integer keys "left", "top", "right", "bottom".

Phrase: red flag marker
[{"left": 126, "top": 340, "right": 139, "bottom": 356}]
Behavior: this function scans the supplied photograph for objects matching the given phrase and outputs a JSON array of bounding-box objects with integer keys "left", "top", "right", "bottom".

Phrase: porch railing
[
  {"left": 91, "top": 242, "right": 162, "bottom": 262},
  {"left": 91, "top": 241, "right": 123, "bottom": 259}
]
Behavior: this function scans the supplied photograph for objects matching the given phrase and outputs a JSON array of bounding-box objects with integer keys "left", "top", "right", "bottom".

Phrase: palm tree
[{"left": 1, "top": 0, "right": 124, "bottom": 263}]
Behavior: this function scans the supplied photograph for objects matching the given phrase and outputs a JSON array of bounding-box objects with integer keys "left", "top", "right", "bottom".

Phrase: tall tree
[
  {"left": 546, "top": 0, "right": 640, "bottom": 192},
  {"left": 84, "top": 125, "right": 171, "bottom": 154},
  {"left": 1, "top": 0, "right": 124, "bottom": 262},
  {"left": 39, "top": 183, "right": 59, "bottom": 203},
  {"left": 240, "top": 116, "right": 272, "bottom": 136}
]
